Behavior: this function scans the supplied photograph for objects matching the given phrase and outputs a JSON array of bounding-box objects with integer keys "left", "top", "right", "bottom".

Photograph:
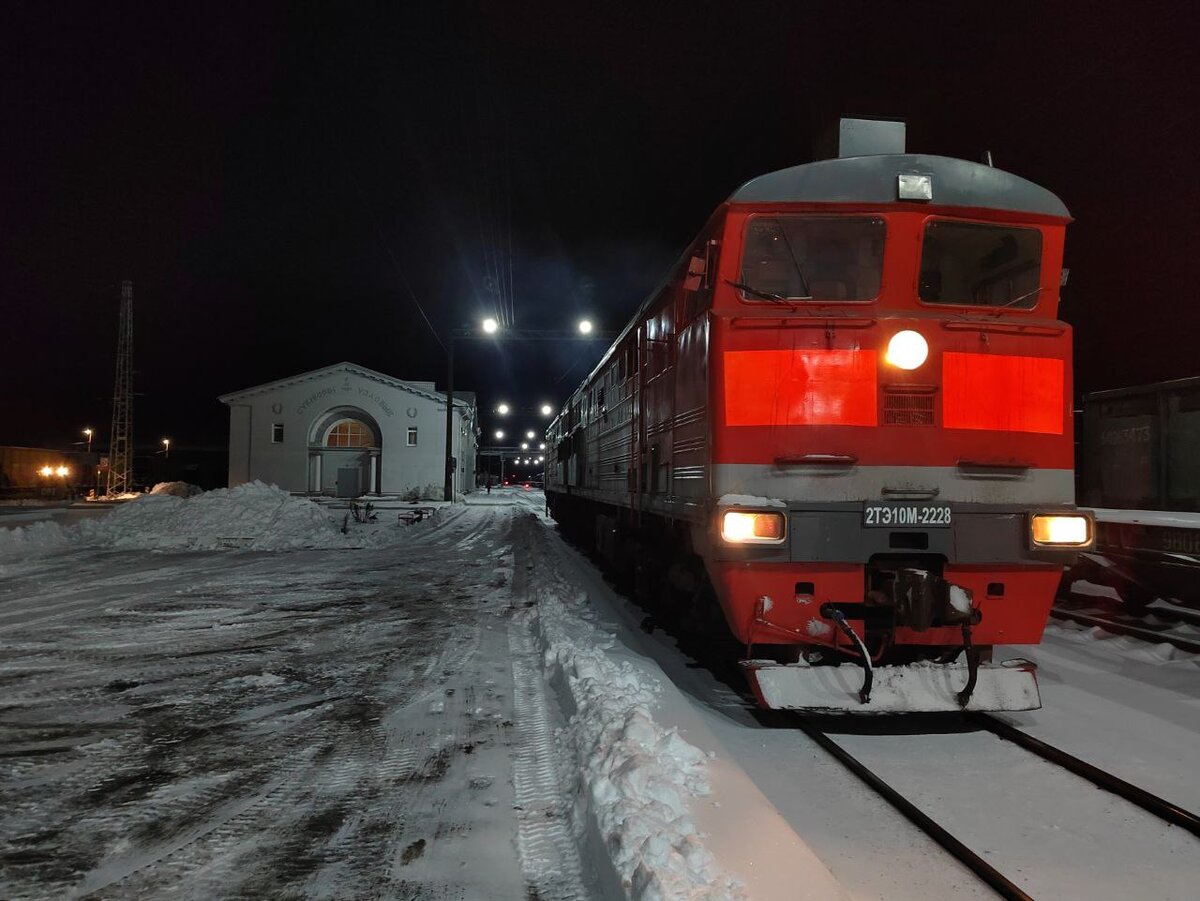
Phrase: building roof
[
  {"left": 217, "top": 362, "right": 475, "bottom": 414},
  {"left": 729, "top": 154, "right": 1070, "bottom": 218}
]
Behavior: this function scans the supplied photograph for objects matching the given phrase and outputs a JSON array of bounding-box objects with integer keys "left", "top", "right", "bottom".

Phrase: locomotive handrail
[
  {"left": 774, "top": 453, "right": 858, "bottom": 466},
  {"left": 942, "top": 320, "right": 1065, "bottom": 337},
  {"left": 730, "top": 316, "right": 877, "bottom": 330}
]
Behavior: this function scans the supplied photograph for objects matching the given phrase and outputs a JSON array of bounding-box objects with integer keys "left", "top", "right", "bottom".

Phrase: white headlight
[{"left": 885, "top": 330, "right": 928, "bottom": 370}]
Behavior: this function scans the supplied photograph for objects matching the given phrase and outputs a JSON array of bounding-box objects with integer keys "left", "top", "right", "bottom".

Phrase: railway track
[
  {"left": 798, "top": 714, "right": 1200, "bottom": 901},
  {"left": 1050, "top": 595, "right": 1200, "bottom": 655}
]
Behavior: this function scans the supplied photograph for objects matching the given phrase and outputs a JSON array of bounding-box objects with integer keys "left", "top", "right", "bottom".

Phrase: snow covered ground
[{"left": 2, "top": 486, "right": 1198, "bottom": 899}]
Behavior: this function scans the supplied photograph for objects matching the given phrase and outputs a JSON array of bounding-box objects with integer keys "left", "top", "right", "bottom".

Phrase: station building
[{"left": 219, "top": 362, "right": 477, "bottom": 498}]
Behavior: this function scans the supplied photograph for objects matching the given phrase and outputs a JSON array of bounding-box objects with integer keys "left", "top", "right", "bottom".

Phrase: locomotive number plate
[{"left": 863, "top": 503, "right": 952, "bottom": 528}]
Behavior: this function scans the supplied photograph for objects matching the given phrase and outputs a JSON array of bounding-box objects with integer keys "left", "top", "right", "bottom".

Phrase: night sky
[{"left": 3, "top": 2, "right": 1197, "bottom": 462}]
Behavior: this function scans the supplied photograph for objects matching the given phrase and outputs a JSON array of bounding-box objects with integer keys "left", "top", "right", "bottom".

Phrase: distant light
[
  {"left": 540, "top": 403, "right": 553, "bottom": 417},
  {"left": 494, "top": 430, "right": 504, "bottom": 440},
  {"left": 496, "top": 402, "right": 510, "bottom": 415},
  {"left": 521, "top": 442, "right": 529, "bottom": 450},
  {"left": 578, "top": 319, "right": 593, "bottom": 335},
  {"left": 55, "top": 465, "right": 70, "bottom": 477},
  {"left": 525, "top": 430, "right": 535, "bottom": 440},
  {"left": 39, "top": 465, "right": 54, "bottom": 477},
  {"left": 482, "top": 317, "right": 499, "bottom": 334},
  {"left": 538, "top": 442, "right": 546, "bottom": 450},
  {"left": 537, "top": 456, "right": 543, "bottom": 463},
  {"left": 884, "top": 330, "right": 928, "bottom": 370}
]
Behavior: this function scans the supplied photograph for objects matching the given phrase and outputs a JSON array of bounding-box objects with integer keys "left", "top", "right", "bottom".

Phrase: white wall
[{"left": 224, "top": 367, "right": 476, "bottom": 496}]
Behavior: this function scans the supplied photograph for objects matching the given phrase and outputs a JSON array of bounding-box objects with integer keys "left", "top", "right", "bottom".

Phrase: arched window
[{"left": 325, "top": 419, "right": 375, "bottom": 448}]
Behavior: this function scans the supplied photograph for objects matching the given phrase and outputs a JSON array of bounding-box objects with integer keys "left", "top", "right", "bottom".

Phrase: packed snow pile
[
  {"left": 532, "top": 573, "right": 745, "bottom": 900},
  {"left": 149, "top": 481, "right": 205, "bottom": 498},
  {"left": 0, "top": 482, "right": 351, "bottom": 557}
]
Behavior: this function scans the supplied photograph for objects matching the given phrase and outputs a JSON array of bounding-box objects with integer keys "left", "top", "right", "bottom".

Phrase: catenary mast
[{"left": 105, "top": 279, "right": 134, "bottom": 496}]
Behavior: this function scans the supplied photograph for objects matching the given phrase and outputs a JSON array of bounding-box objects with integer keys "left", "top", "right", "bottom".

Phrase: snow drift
[
  {"left": 531, "top": 568, "right": 745, "bottom": 900},
  {"left": 0, "top": 482, "right": 350, "bottom": 557}
]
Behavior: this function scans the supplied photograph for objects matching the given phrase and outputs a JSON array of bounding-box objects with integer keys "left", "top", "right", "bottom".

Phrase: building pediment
[{"left": 218, "top": 362, "right": 463, "bottom": 411}]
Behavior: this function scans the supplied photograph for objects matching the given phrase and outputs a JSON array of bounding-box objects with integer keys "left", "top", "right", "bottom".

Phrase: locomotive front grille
[{"left": 883, "top": 388, "right": 935, "bottom": 425}]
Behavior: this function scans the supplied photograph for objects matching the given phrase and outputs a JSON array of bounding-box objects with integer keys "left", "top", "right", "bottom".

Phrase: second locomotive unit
[{"left": 545, "top": 119, "right": 1092, "bottom": 713}]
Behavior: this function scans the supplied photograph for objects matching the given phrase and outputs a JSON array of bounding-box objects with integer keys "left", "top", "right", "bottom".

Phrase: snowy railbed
[
  {"left": 0, "top": 482, "right": 403, "bottom": 558},
  {"left": 529, "top": 565, "right": 745, "bottom": 900}
]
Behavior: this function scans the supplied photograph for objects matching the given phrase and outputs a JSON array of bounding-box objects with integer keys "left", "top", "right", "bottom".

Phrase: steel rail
[
  {"left": 1048, "top": 607, "right": 1200, "bottom": 655},
  {"left": 971, "top": 714, "right": 1200, "bottom": 838},
  {"left": 795, "top": 719, "right": 1035, "bottom": 901}
]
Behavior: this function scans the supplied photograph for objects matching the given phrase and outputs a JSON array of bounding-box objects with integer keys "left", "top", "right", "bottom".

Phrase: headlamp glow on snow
[
  {"left": 1029, "top": 513, "right": 1092, "bottom": 548},
  {"left": 721, "top": 510, "right": 786, "bottom": 544}
]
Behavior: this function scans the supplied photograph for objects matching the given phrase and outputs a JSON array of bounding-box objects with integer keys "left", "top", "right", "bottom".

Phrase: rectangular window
[
  {"left": 407, "top": 427, "right": 418, "bottom": 446},
  {"left": 271, "top": 423, "right": 284, "bottom": 443},
  {"left": 919, "top": 221, "right": 1043, "bottom": 308},
  {"left": 740, "top": 216, "right": 885, "bottom": 302}
]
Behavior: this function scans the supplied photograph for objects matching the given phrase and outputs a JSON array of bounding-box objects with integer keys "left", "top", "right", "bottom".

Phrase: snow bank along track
[{"left": 799, "top": 713, "right": 1200, "bottom": 901}]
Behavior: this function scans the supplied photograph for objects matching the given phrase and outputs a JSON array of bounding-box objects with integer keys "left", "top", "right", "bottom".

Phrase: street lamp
[
  {"left": 525, "top": 430, "right": 536, "bottom": 440},
  {"left": 578, "top": 318, "right": 593, "bottom": 335},
  {"left": 494, "top": 429, "right": 505, "bottom": 441},
  {"left": 520, "top": 442, "right": 528, "bottom": 450},
  {"left": 83, "top": 427, "right": 93, "bottom": 453},
  {"left": 162, "top": 438, "right": 170, "bottom": 459},
  {"left": 539, "top": 442, "right": 546, "bottom": 450},
  {"left": 496, "top": 402, "right": 510, "bottom": 415},
  {"left": 482, "top": 317, "right": 499, "bottom": 334},
  {"left": 540, "top": 403, "right": 553, "bottom": 417}
]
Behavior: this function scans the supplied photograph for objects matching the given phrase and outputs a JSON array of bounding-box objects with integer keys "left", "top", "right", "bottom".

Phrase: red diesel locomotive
[{"left": 545, "top": 119, "right": 1092, "bottom": 713}]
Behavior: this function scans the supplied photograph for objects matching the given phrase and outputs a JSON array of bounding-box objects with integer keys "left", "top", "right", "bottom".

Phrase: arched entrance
[{"left": 308, "top": 407, "right": 383, "bottom": 496}]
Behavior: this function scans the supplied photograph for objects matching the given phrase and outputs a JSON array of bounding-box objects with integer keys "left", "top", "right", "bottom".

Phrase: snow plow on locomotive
[{"left": 545, "top": 119, "right": 1092, "bottom": 714}]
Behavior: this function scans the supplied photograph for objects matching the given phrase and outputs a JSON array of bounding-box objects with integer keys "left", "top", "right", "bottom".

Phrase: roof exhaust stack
[{"left": 816, "top": 117, "right": 906, "bottom": 160}]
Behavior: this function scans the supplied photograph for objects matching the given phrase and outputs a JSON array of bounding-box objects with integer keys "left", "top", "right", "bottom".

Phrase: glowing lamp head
[
  {"left": 1030, "top": 513, "right": 1092, "bottom": 547},
  {"left": 520, "top": 442, "right": 528, "bottom": 450},
  {"left": 720, "top": 509, "right": 786, "bottom": 544},
  {"left": 496, "top": 402, "right": 510, "bottom": 415},
  {"left": 577, "top": 319, "right": 593, "bottom": 335},
  {"left": 540, "top": 403, "right": 553, "bottom": 417},
  {"left": 525, "top": 430, "right": 535, "bottom": 440},
  {"left": 494, "top": 430, "right": 504, "bottom": 440},
  {"left": 885, "top": 330, "right": 929, "bottom": 370},
  {"left": 481, "top": 317, "right": 499, "bottom": 334}
]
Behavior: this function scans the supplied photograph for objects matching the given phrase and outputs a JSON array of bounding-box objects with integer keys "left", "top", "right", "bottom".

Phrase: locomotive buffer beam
[{"left": 743, "top": 573, "right": 1038, "bottom": 714}]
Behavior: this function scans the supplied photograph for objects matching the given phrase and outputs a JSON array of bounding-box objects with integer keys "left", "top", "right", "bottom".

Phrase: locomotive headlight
[
  {"left": 1030, "top": 513, "right": 1092, "bottom": 547},
  {"left": 885, "top": 330, "right": 928, "bottom": 370},
  {"left": 721, "top": 510, "right": 786, "bottom": 544}
]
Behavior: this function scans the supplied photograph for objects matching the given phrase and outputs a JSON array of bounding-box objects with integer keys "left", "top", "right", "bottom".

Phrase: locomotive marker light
[
  {"left": 885, "top": 330, "right": 929, "bottom": 370},
  {"left": 1030, "top": 512, "right": 1093, "bottom": 547},
  {"left": 721, "top": 510, "right": 787, "bottom": 544}
]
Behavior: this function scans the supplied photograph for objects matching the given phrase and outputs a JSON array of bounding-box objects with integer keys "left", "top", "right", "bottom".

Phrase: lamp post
[
  {"left": 83, "top": 428, "right": 93, "bottom": 453},
  {"left": 162, "top": 438, "right": 170, "bottom": 459},
  {"left": 443, "top": 317, "right": 609, "bottom": 502}
]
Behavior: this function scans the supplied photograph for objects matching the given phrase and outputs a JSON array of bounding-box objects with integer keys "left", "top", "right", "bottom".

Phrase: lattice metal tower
[{"left": 106, "top": 280, "right": 134, "bottom": 495}]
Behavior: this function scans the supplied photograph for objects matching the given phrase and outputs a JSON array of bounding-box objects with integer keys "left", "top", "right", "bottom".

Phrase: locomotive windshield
[
  {"left": 739, "top": 216, "right": 885, "bottom": 302},
  {"left": 919, "top": 221, "right": 1043, "bottom": 308}
]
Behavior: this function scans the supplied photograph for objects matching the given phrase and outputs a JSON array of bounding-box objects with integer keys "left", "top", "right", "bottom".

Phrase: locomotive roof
[{"left": 730, "top": 154, "right": 1070, "bottom": 218}]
